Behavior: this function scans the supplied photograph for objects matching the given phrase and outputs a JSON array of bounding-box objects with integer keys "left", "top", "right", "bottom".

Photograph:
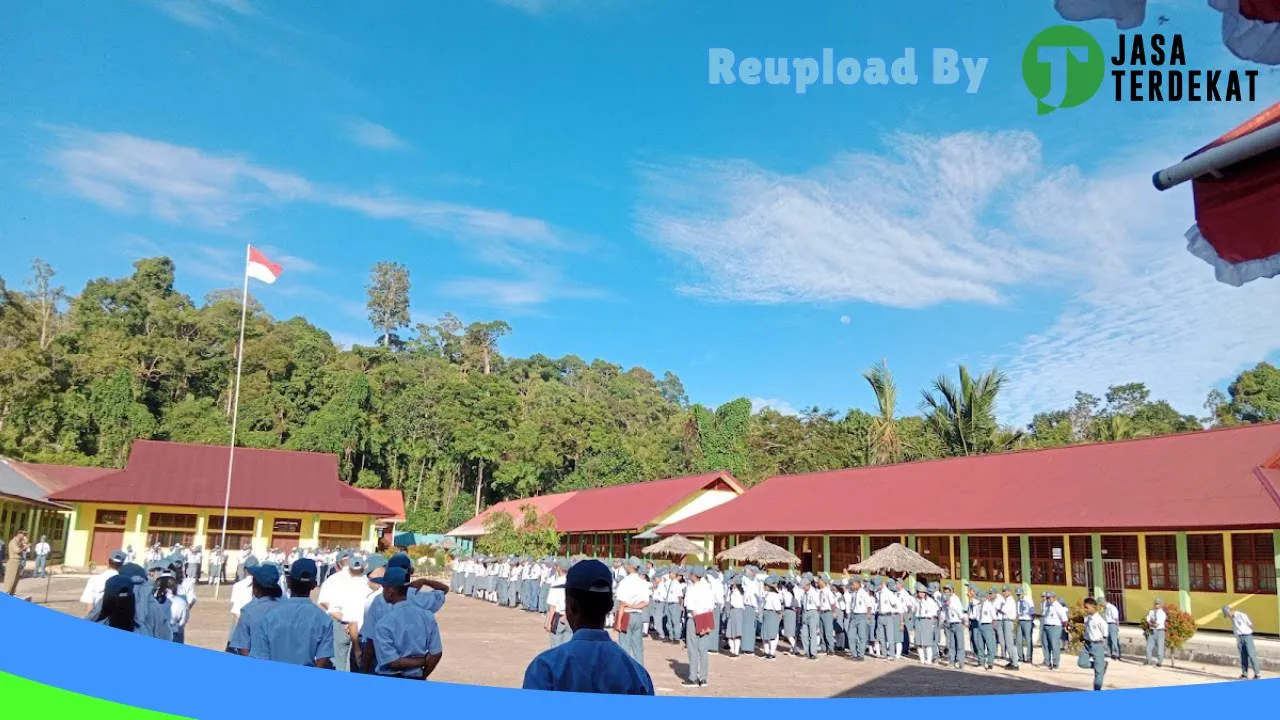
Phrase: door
[
  {"left": 1103, "top": 559, "right": 1127, "bottom": 621},
  {"left": 270, "top": 534, "right": 300, "bottom": 554},
  {"left": 90, "top": 528, "right": 124, "bottom": 566}
]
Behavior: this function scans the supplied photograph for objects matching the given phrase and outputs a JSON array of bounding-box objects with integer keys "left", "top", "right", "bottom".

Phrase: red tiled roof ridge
[{"left": 560, "top": 469, "right": 734, "bottom": 496}]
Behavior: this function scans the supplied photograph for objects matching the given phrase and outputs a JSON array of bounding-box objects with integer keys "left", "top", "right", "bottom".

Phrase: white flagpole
[{"left": 214, "top": 244, "right": 252, "bottom": 600}]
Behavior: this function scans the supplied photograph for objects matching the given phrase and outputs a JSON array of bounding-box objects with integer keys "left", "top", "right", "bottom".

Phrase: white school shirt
[
  {"left": 547, "top": 577, "right": 567, "bottom": 614},
  {"left": 230, "top": 576, "right": 254, "bottom": 617},
  {"left": 1085, "top": 612, "right": 1108, "bottom": 642},
  {"left": 655, "top": 577, "right": 671, "bottom": 602},
  {"left": 1146, "top": 608, "right": 1167, "bottom": 630},
  {"left": 709, "top": 575, "right": 725, "bottom": 606},
  {"left": 763, "top": 590, "right": 783, "bottom": 612},
  {"left": 802, "top": 586, "right": 822, "bottom": 611},
  {"left": 684, "top": 579, "right": 715, "bottom": 615},
  {"left": 942, "top": 594, "right": 965, "bottom": 623},
  {"left": 35, "top": 541, "right": 50, "bottom": 557},
  {"left": 728, "top": 587, "right": 745, "bottom": 609},
  {"left": 877, "top": 588, "right": 900, "bottom": 613},
  {"left": 917, "top": 596, "right": 940, "bottom": 619},
  {"left": 851, "top": 588, "right": 872, "bottom": 614},
  {"left": 317, "top": 569, "right": 349, "bottom": 609},
  {"left": 979, "top": 599, "right": 999, "bottom": 624},
  {"left": 780, "top": 587, "right": 794, "bottom": 609},
  {"left": 333, "top": 575, "right": 374, "bottom": 626},
  {"left": 1102, "top": 601, "right": 1120, "bottom": 624},
  {"left": 498, "top": 563, "right": 509, "bottom": 579},
  {"left": 998, "top": 595, "right": 1017, "bottom": 621},
  {"left": 818, "top": 587, "right": 836, "bottom": 611},
  {"left": 615, "top": 572, "right": 651, "bottom": 609},
  {"left": 1043, "top": 601, "right": 1069, "bottom": 626},
  {"left": 836, "top": 591, "right": 850, "bottom": 613},
  {"left": 741, "top": 576, "right": 761, "bottom": 608},
  {"left": 169, "top": 593, "right": 191, "bottom": 631},
  {"left": 1232, "top": 611, "right": 1254, "bottom": 636},
  {"left": 900, "top": 591, "right": 918, "bottom": 616},
  {"left": 668, "top": 579, "right": 686, "bottom": 603},
  {"left": 80, "top": 568, "right": 118, "bottom": 607}
]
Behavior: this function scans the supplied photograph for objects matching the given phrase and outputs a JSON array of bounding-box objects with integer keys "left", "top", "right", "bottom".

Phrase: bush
[{"left": 1141, "top": 604, "right": 1197, "bottom": 651}]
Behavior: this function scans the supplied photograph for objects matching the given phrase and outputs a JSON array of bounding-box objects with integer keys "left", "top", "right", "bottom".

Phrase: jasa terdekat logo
[{"left": 1023, "top": 26, "right": 1261, "bottom": 115}]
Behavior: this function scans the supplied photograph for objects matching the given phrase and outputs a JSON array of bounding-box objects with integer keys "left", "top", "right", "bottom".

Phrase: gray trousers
[
  {"left": 1145, "top": 629, "right": 1165, "bottom": 665},
  {"left": 1043, "top": 624, "right": 1063, "bottom": 668},
  {"left": 802, "top": 610, "right": 821, "bottom": 658},
  {"left": 1019, "top": 620, "right": 1035, "bottom": 663},
  {"left": 851, "top": 614, "right": 869, "bottom": 658},
  {"left": 1107, "top": 622, "right": 1121, "bottom": 658},
  {"left": 819, "top": 611, "right": 835, "bottom": 653},
  {"left": 1085, "top": 639, "right": 1108, "bottom": 690},
  {"left": 686, "top": 620, "right": 710, "bottom": 683},
  {"left": 332, "top": 620, "right": 352, "bottom": 672},
  {"left": 621, "top": 611, "right": 646, "bottom": 663},
  {"left": 1239, "top": 634, "right": 1260, "bottom": 676},
  {"left": 976, "top": 623, "right": 996, "bottom": 668},
  {"left": 709, "top": 606, "right": 723, "bottom": 649},
  {"left": 1001, "top": 620, "right": 1019, "bottom": 667},
  {"left": 653, "top": 602, "right": 667, "bottom": 638},
  {"left": 666, "top": 602, "right": 683, "bottom": 642},
  {"left": 947, "top": 622, "right": 966, "bottom": 667}
]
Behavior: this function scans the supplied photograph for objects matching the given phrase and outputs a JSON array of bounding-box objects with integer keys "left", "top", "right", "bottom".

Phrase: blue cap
[
  {"left": 372, "top": 567, "right": 410, "bottom": 588},
  {"left": 119, "top": 563, "right": 147, "bottom": 582},
  {"left": 288, "top": 558, "right": 318, "bottom": 583},
  {"left": 105, "top": 574, "right": 135, "bottom": 596},
  {"left": 243, "top": 555, "right": 260, "bottom": 570},
  {"left": 108, "top": 550, "right": 127, "bottom": 564},
  {"left": 689, "top": 566, "right": 705, "bottom": 578},
  {"left": 388, "top": 553, "right": 412, "bottom": 570},
  {"left": 1015, "top": 587, "right": 1024, "bottom": 596},
  {"left": 1222, "top": 605, "right": 1232, "bottom": 617},
  {"left": 627, "top": 557, "right": 642, "bottom": 569},
  {"left": 248, "top": 563, "right": 280, "bottom": 588},
  {"left": 566, "top": 559, "right": 613, "bottom": 593},
  {"left": 349, "top": 555, "right": 367, "bottom": 571},
  {"left": 366, "top": 554, "right": 388, "bottom": 572}
]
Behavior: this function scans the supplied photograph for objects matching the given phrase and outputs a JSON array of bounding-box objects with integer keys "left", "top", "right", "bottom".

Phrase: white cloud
[
  {"left": 438, "top": 274, "right": 605, "bottom": 311},
  {"left": 637, "top": 132, "right": 1074, "bottom": 309},
  {"left": 493, "top": 0, "right": 549, "bottom": 13},
  {"left": 149, "top": 0, "right": 255, "bottom": 29},
  {"left": 839, "top": 315, "right": 851, "bottom": 325},
  {"left": 344, "top": 119, "right": 410, "bottom": 152},
  {"left": 750, "top": 397, "right": 799, "bottom": 416}
]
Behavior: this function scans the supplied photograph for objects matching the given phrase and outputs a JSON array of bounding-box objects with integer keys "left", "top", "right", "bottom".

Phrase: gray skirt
[
  {"left": 761, "top": 610, "right": 781, "bottom": 640},
  {"left": 726, "top": 607, "right": 744, "bottom": 638}
]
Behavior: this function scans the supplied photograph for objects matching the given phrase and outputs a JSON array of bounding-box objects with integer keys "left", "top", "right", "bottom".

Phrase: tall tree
[
  {"left": 862, "top": 360, "right": 902, "bottom": 464},
  {"left": 1225, "top": 362, "right": 1280, "bottom": 423},
  {"left": 366, "top": 261, "right": 411, "bottom": 348},
  {"left": 921, "top": 366, "right": 1018, "bottom": 456},
  {"left": 26, "top": 258, "right": 65, "bottom": 352}
]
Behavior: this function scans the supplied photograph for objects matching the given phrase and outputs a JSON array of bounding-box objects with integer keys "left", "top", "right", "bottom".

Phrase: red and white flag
[
  {"left": 246, "top": 246, "right": 283, "bottom": 285},
  {"left": 1211, "top": 0, "right": 1280, "bottom": 65},
  {"left": 1184, "top": 102, "right": 1280, "bottom": 286}
]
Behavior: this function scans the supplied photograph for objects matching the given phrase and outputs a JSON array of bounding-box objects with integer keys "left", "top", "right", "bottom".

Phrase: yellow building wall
[{"left": 64, "top": 502, "right": 378, "bottom": 569}]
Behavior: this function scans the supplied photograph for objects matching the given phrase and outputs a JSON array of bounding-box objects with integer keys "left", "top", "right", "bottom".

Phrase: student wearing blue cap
[
  {"left": 94, "top": 574, "right": 142, "bottom": 632},
  {"left": 682, "top": 566, "right": 716, "bottom": 687},
  {"left": 1016, "top": 588, "right": 1035, "bottom": 666},
  {"left": 252, "top": 558, "right": 334, "bottom": 668},
  {"left": 1040, "top": 591, "right": 1068, "bottom": 670},
  {"left": 545, "top": 561, "right": 572, "bottom": 648},
  {"left": 369, "top": 566, "right": 444, "bottom": 680},
  {"left": 229, "top": 563, "right": 284, "bottom": 655},
  {"left": 81, "top": 549, "right": 127, "bottom": 614},
  {"left": 940, "top": 585, "right": 966, "bottom": 669},
  {"left": 614, "top": 557, "right": 651, "bottom": 664},
  {"left": 759, "top": 575, "right": 782, "bottom": 661},
  {"left": 1223, "top": 605, "right": 1261, "bottom": 679},
  {"left": 1080, "top": 597, "right": 1108, "bottom": 690},
  {"left": 357, "top": 553, "right": 449, "bottom": 673},
  {"left": 522, "top": 559, "right": 654, "bottom": 695}
]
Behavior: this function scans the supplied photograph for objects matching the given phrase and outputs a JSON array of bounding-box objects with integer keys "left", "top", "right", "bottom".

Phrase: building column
[
  {"left": 905, "top": 535, "right": 916, "bottom": 586},
  {"left": 787, "top": 536, "right": 795, "bottom": 554},
  {"left": 1090, "top": 533, "right": 1104, "bottom": 599},
  {"left": 959, "top": 534, "right": 970, "bottom": 584},
  {"left": 134, "top": 506, "right": 146, "bottom": 550},
  {"left": 1019, "top": 535, "right": 1032, "bottom": 598},
  {"left": 861, "top": 535, "right": 871, "bottom": 563},
  {"left": 822, "top": 535, "right": 831, "bottom": 575},
  {"left": 1175, "top": 532, "right": 1192, "bottom": 612},
  {"left": 1222, "top": 532, "right": 1235, "bottom": 595}
]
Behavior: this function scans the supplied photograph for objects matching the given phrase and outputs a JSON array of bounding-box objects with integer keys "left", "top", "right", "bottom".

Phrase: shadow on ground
[{"left": 829, "top": 663, "right": 1072, "bottom": 698}]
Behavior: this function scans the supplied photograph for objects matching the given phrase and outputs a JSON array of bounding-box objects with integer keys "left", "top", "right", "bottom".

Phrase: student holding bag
[{"left": 1080, "top": 597, "right": 1109, "bottom": 690}]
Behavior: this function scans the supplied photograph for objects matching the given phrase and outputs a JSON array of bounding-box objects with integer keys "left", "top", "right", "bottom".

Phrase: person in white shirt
[
  {"left": 1082, "top": 597, "right": 1109, "bottom": 690},
  {"left": 896, "top": 581, "right": 916, "bottom": 658},
  {"left": 682, "top": 566, "right": 716, "bottom": 688},
  {"left": 81, "top": 550, "right": 126, "bottom": 614},
  {"left": 707, "top": 568, "right": 726, "bottom": 652},
  {"left": 740, "top": 566, "right": 761, "bottom": 658},
  {"left": 226, "top": 558, "right": 257, "bottom": 652},
  {"left": 1144, "top": 599, "right": 1168, "bottom": 667},
  {"left": 759, "top": 575, "right": 783, "bottom": 660},
  {"left": 780, "top": 580, "right": 797, "bottom": 652},
  {"left": 800, "top": 575, "right": 822, "bottom": 660},
  {"left": 32, "top": 536, "right": 51, "bottom": 578},
  {"left": 1100, "top": 596, "right": 1121, "bottom": 660},
  {"left": 941, "top": 584, "right": 966, "bottom": 669},
  {"left": 1222, "top": 605, "right": 1261, "bottom": 679},
  {"left": 666, "top": 568, "right": 687, "bottom": 644},
  {"left": 726, "top": 575, "right": 746, "bottom": 656},
  {"left": 998, "top": 586, "right": 1020, "bottom": 670},
  {"left": 545, "top": 561, "right": 572, "bottom": 648},
  {"left": 914, "top": 585, "right": 940, "bottom": 664},
  {"left": 848, "top": 578, "right": 873, "bottom": 661},
  {"left": 1040, "top": 591, "right": 1069, "bottom": 669},
  {"left": 816, "top": 576, "right": 837, "bottom": 656},
  {"left": 974, "top": 587, "right": 998, "bottom": 670},
  {"left": 614, "top": 558, "right": 651, "bottom": 664}
]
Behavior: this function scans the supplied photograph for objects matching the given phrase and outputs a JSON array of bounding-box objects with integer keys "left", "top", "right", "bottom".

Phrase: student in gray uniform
[
  {"left": 800, "top": 574, "right": 822, "bottom": 660},
  {"left": 759, "top": 575, "right": 781, "bottom": 660},
  {"left": 817, "top": 576, "right": 837, "bottom": 656},
  {"left": 1041, "top": 591, "right": 1068, "bottom": 670},
  {"left": 546, "top": 561, "right": 572, "bottom": 648},
  {"left": 941, "top": 584, "right": 966, "bottom": 669},
  {"left": 1223, "top": 605, "right": 1262, "bottom": 680},
  {"left": 1016, "top": 588, "right": 1036, "bottom": 665},
  {"left": 1144, "top": 599, "right": 1167, "bottom": 667},
  {"left": 848, "top": 577, "right": 872, "bottom": 661},
  {"left": 228, "top": 563, "right": 283, "bottom": 655}
]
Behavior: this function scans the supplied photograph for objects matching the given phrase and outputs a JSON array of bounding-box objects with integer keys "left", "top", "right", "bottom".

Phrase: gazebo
[
  {"left": 715, "top": 535, "right": 801, "bottom": 568},
  {"left": 848, "top": 542, "right": 949, "bottom": 578},
  {"left": 642, "top": 534, "right": 705, "bottom": 559}
]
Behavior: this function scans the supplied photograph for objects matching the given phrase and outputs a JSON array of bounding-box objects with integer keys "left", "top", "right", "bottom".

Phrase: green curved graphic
[{"left": 0, "top": 671, "right": 190, "bottom": 718}]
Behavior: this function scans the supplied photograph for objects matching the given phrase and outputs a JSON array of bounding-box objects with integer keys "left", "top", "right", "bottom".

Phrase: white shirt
[
  {"left": 818, "top": 587, "right": 836, "bottom": 611},
  {"left": 852, "top": 588, "right": 872, "bottom": 614},
  {"left": 667, "top": 579, "right": 686, "bottom": 602},
  {"left": 742, "top": 576, "right": 762, "bottom": 607},
  {"left": 547, "top": 578, "right": 567, "bottom": 613},
  {"left": 1043, "top": 601, "right": 1069, "bottom": 626},
  {"left": 615, "top": 572, "right": 651, "bottom": 609},
  {"left": 1085, "top": 612, "right": 1108, "bottom": 642},
  {"left": 683, "top": 578, "right": 715, "bottom": 615},
  {"left": 977, "top": 599, "right": 998, "bottom": 624},
  {"left": 998, "top": 595, "right": 1017, "bottom": 621},
  {"left": 763, "top": 590, "right": 783, "bottom": 612},
  {"left": 1102, "top": 602, "right": 1120, "bottom": 624},
  {"left": 917, "top": 597, "right": 940, "bottom": 619},
  {"left": 1146, "top": 608, "right": 1167, "bottom": 630},
  {"left": 780, "top": 587, "right": 794, "bottom": 609},
  {"left": 942, "top": 594, "right": 965, "bottom": 623},
  {"left": 332, "top": 575, "right": 374, "bottom": 626},
  {"left": 655, "top": 577, "right": 671, "bottom": 602},
  {"left": 877, "top": 588, "right": 900, "bottom": 613},
  {"left": 1231, "top": 611, "right": 1254, "bottom": 636},
  {"left": 80, "top": 568, "right": 118, "bottom": 606},
  {"left": 729, "top": 587, "right": 745, "bottom": 609},
  {"left": 802, "top": 586, "right": 822, "bottom": 611},
  {"left": 317, "top": 568, "right": 350, "bottom": 608},
  {"left": 708, "top": 574, "right": 725, "bottom": 605},
  {"left": 230, "top": 577, "right": 254, "bottom": 617},
  {"left": 169, "top": 593, "right": 191, "bottom": 630},
  {"left": 35, "top": 542, "right": 50, "bottom": 557}
]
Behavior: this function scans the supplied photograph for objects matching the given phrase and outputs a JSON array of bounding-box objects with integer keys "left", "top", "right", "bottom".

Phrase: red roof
[
  {"left": 356, "top": 488, "right": 406, "bottom": 522},
  {"left": 8, "top": 460, "right": 115, "bottom": 495},
  {"left": 660, "top": 424, "right": 1280, "bottom": 536},
  {"left": 48, "top": 440, "right": 396, "bottom": 517},
  {"left": 448, "top": 491, "right": 579, "bottom": 537},
  {"left": 550, "top": 471, "right": 743, "bottom": 533}
]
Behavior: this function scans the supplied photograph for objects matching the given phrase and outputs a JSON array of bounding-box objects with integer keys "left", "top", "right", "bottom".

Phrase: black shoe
[{"left": 681, "top": 680, "right": 698, "bottom": 688}]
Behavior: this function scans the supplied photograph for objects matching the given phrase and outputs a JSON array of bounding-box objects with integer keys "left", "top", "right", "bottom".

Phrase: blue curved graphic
[{"left": 0, "top": 594, "right": 1275, "bottom": 715}]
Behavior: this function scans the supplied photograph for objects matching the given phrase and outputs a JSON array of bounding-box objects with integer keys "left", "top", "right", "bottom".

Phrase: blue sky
[{"left": 1, "top": 0, "right": 1278, "bottom": 425}]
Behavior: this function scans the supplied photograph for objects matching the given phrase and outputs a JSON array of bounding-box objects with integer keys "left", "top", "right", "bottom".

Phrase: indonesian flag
[
  {"left": 1054, "top": 0, "right": 1146, "bottom": 29},
  {"left": 246, "top": 246, "right": 283, "bottom": 284},
  {"left": 1184, "top": 102, "right": 1280, "bottom": 286},
  {"left": 1211, "top": 0, "right": 1280, "bottom": 65}
]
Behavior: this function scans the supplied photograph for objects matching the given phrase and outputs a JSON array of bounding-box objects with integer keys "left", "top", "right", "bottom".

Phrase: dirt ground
[{"left": 13, "top": 573, "right": 1251, "bottom": 697}]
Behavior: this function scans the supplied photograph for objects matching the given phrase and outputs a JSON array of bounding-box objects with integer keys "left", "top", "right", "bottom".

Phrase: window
[
  {"left": 1232, "top": 533, "right": 1276, "bottom": 594},
  {"left": 764, "top": 535, "right": 790, "bottom": 552},
  {"left": 1187, "top": 534, "right": 1225, "bottom": 592},
  {"left": 1101, "top": 535, "right": 1142, "bottom": 589},
  {"left": 94, "top": 509, "right": 128, "bottom": 527},
  {"left": 1029, "top": 536, "right": 1067, "bottom": 585},
  {"left": 318, "top": 519, "right": 363, "bottom": 537},
  {"left": 148, "top": 513, "right": 197, "bottom": 529},
  {"left": 870, "top": 536, "right": 900, "bottom": 553},
  {"left": 1070, "top": 535, "right": 1091, "bottom": 586},
  {"left": 147, "top": 531, "right": 194, "bottom": 547},
  {"left": 272, "top": 518, "right": 302, "bottom": 534},
  {"left": 967, "top": 537, "right": 1004, "bottom": 582},
  {"left": 829, "top": 536, "right": 861, "bottom": 574},
  {"left": 1146, "top": 535, "right": 1178, "bottom": 591},
  {"left": 917, "top": 536, "right": 951, "bottom": 577},
  {"left": 713, "top": 535, "right": 729, "bottom": 559},
  {"left": 628, "top": 535, "right": 646, "bottom": 559},
  {"left": 1004, "top": 536, "right": 1023, "bottom": 583},
  {"left": 208, "top": 515, "right": 255, "bottom": 533}
]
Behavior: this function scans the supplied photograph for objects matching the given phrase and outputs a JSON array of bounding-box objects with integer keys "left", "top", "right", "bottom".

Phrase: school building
[
  {"left": 449, "top": 470, "right": 744, "bottom": 559},
  {"left": 659, "top": 423, "right": 1280, "bottom": 637},
  {"left": 46, "top": 439, "right": 401, "bottom": 570},
  {"left": 0, "top": 458, "right": 113, "bottom": 559}
]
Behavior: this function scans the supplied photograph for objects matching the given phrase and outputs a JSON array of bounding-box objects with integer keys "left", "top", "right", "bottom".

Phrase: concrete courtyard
[{"left": 10, "top": 573, "right": 1257, "bottom": 697}]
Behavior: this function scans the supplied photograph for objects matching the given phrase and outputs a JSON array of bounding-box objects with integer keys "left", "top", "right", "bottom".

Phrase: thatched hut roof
[
  {"left": 716, "top": 535, "right": 801, "bottom": 567},
  {"left": 848, "top": 542, "right": 948, "bottom": 576},
  {"left": 642, "top": 534, "right": 705, "bottom": 558}
]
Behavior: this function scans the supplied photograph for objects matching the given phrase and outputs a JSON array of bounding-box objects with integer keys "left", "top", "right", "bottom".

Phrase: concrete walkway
[{"left": 1116, "top": 625, "right": 1273, "bottom": 673}]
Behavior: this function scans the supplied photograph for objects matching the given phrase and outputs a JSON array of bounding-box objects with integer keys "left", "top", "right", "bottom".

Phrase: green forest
[{"left": 2, "top": 257, "right": 1279, "bottom": 534}]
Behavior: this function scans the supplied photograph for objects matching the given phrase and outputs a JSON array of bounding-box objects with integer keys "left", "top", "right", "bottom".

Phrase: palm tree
[
  {"left": 920, "top": 365, "right": 1020, "bottom": 456},
  {"left": 1094, "top": 414, "right": 1135, "bottom": 441},
  {"left": 863, "top": 360, "right": 902, "bottom": 465}
]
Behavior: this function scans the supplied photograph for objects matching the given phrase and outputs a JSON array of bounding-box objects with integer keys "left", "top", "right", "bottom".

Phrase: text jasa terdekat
[{"left": 1112, "top": 34, "right": 1259, "bottom": 102}]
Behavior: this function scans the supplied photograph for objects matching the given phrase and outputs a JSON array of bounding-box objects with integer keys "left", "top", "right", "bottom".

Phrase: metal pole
[
  {"left": 214, "top": 245, "right": 251, "bottom": 600},
  {"left": 1153, "top": 121, "right": 1280, "bottom": 191}
]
